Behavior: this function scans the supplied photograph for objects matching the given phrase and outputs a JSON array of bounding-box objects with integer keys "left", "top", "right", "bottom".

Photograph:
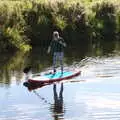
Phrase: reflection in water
[
  {"left": 33, "top": 90, "right": 51, "bottom": 105},
  {"left": 0, "top": 51, "right": 29, "bottom": 86},
  {"left": 0, "top": 41, "right": 120, "bottom": 87},
  {"left": 23, "top": 82, "right": 65, "bottom": 120},
  {"left": 50, "top": 83, "right": 65, "bottom": 120}
]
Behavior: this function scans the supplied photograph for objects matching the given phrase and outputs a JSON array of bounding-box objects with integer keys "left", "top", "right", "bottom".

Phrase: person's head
[{"left": 53, "top": 31, "right": 59, "bottom": 40}]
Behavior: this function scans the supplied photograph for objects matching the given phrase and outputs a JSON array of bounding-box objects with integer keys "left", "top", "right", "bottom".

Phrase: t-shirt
[{"left": 50, "top": 37, "right": 66, "bottom": 53}]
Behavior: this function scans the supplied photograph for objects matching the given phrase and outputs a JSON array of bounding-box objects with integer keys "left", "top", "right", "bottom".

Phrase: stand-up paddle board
[{"left": 27, "top": 70, "right": 81, "bottom": 85}]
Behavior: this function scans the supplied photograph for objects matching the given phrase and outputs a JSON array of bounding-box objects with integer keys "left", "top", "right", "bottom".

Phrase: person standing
[{"left": 47, "top": 31, "right": 66, "bottom": 74}]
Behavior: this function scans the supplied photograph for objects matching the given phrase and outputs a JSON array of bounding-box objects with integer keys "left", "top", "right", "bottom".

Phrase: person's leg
[
  {"left": 59, "top": 52, "right": 64, "bottom": 73},
  {"left": 53, "top": 52, "right": 57, "bottom": 73}
]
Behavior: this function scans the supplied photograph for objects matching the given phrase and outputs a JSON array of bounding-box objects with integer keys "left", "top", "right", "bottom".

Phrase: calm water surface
[{"left": 1, "top": 41, "right": 120, "bottom": 120}]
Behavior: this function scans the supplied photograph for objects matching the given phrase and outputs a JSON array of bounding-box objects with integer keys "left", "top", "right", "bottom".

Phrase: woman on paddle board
[{"left": 47, "top": 31, "right": 66, "bottom": 74}]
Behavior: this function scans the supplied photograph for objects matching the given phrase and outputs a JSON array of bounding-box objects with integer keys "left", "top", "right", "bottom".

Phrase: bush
[{"left": 0, "top": 0, "right": 119, "bottom": 52}]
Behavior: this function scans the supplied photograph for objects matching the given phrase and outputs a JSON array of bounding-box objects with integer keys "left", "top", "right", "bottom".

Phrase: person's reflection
[{"left": 51, "top": 83, "right": 65, "bottom": 120}]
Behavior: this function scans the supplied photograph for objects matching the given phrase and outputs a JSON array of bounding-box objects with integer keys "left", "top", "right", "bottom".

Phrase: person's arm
[
  {"left": 47, "top": 46, "right": 51, "bottom": 54},
  {"left": 47, "top": 40, "right": 53, "bottom": 54},
  {"left": 58, "top": 38, "right": 66, "bottom": 47},
  {"left": 62, "top": 40, "right": 66, "bottom": 47}
]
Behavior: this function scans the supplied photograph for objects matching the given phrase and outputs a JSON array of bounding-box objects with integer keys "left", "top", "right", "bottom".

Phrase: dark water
[{"left": 1, "top": 41, "right": 120, "bottom": 120}]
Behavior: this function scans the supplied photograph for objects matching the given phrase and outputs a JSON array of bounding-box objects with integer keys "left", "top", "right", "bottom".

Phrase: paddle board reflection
[
  {"left": 50, "top": 83, "right": 65, "bottom": 120},
  {"left": 23, "top": 68, "right": 65, "bottom": 119},
  {"left": 23, "top": 79, "right": 65, "bottom": 119}
]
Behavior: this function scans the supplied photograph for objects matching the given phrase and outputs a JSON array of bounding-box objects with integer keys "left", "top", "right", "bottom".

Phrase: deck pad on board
[{"left": 44, "top": 71, "right": 73, "bottom": 79}]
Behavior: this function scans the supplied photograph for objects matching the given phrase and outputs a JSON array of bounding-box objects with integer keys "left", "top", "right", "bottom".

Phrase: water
[{"left": 1, "top": 41, "right": 120, "bottom": 120}]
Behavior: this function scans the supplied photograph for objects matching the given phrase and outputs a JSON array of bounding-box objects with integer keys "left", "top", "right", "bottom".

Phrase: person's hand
[
  {"left": 47, "top": 46, "right": 51, "bottom": 54},
  {"left": 59, "top": 41, "right": 62, "bottom": 44},
  {"left": 59, "top": 41, "right": 66, "bottom": 47},
  {"left": 63, "top": 43, "right": 66, "bottom": 47}
]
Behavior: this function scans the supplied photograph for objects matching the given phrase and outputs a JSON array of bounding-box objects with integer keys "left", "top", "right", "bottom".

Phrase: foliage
[
  {"left": 0, "top": 1, "right": 31, "bottom": 52},
  {"left": 0, "top": 0, "right": 120, "bottom": 52}
]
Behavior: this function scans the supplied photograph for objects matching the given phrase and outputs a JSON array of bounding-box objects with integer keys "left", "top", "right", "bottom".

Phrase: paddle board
[{"left": 28, "top": 70, "right": 81, "bottom": 85}]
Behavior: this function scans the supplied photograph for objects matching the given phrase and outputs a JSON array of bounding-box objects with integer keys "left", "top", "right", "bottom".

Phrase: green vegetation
[{"left": 0, "top": 0, "right": 120, "bottom": 52}]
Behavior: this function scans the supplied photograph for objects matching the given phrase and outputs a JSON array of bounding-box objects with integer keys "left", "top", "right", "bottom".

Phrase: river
[{"left": 0, "top": 41, "right": 120, "bottom": 120}]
